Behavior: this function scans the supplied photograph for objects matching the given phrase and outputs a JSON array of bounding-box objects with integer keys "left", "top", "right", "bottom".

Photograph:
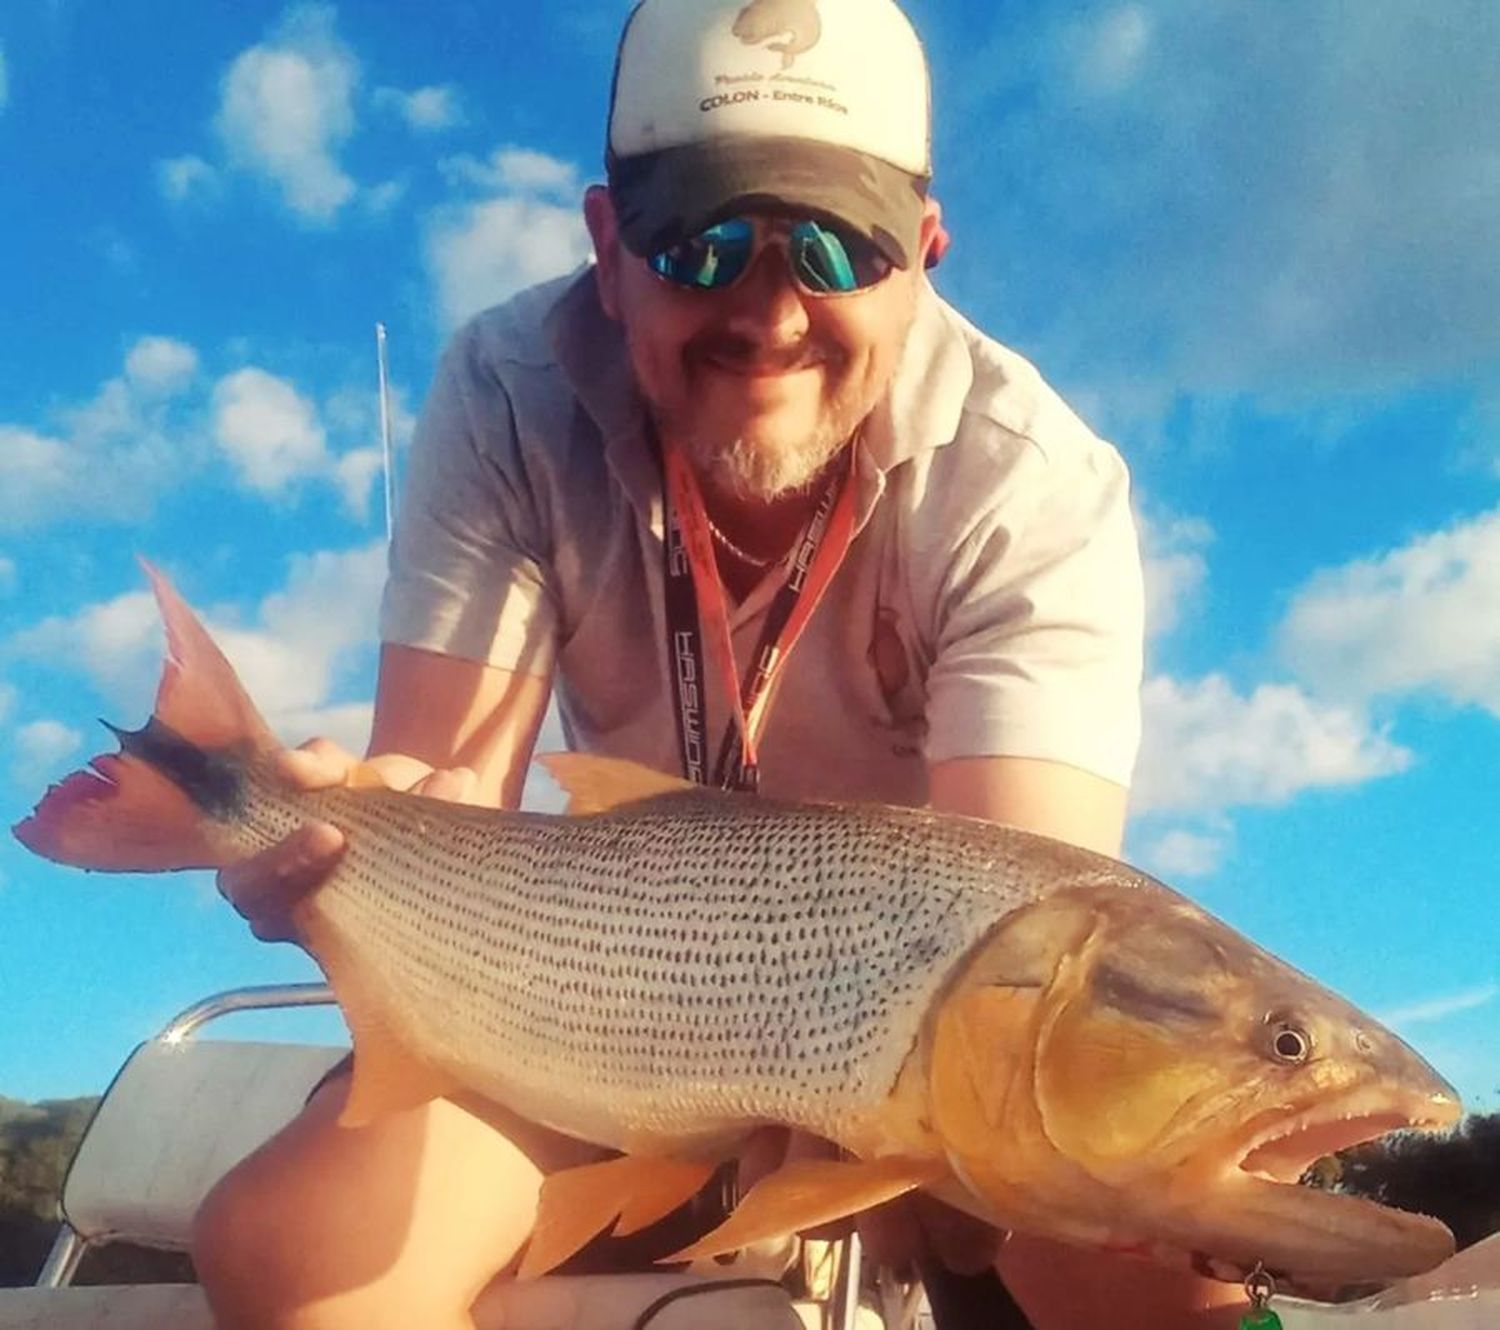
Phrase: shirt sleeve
[
  {"left": 379, "top": 324, "right": 559, "bottom": 677},
  {"left": 922, "top": 433, "right": 1144, "bottom": 788}
]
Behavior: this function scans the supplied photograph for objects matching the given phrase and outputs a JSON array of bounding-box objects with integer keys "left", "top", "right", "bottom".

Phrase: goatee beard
[{"left": 680, "top": 427, "right": 848, "bottom": 502}]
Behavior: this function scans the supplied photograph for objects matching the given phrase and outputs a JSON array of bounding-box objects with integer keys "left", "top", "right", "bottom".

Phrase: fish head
[{"left": 928, "top": 876, "right": 1461, "bottom": 1293}]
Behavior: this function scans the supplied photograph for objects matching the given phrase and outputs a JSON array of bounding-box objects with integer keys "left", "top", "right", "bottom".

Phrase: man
[{"left": 192, "top": 0, "right": 1247, "bottom": 1326}]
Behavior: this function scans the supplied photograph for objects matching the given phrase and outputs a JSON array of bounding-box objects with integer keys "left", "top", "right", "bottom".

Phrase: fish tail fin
[{"left": 11, "top": 560, "right": 280, "bottom": 872}]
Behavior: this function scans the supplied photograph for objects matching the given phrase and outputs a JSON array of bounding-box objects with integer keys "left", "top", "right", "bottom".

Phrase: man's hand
[{"left": 216, "top": 738, "right": 481, "bottom": 943}]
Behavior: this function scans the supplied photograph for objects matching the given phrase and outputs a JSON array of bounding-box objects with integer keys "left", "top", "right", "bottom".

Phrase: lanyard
[{"left": 662, "top": 442, "right": 857, "bottom": 791}]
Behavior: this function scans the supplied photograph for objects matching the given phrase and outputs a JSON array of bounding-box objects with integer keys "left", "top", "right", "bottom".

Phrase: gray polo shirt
[{"left": 381, "top": 269, "right": 1143, "bottom": 808}]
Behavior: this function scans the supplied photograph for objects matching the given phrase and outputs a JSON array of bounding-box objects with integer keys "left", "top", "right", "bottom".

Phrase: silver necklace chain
[{"left": 705, "top": 515, "right": 783, "bottom": 569}]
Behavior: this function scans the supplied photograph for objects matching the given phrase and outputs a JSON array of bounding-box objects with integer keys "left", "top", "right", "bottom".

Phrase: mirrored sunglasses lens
[
  {"left": 649, "top": 219, "right": 754, "bottom": 289},
  {"left": 791, "top": 221, "right": 890, "bottom": 294}
]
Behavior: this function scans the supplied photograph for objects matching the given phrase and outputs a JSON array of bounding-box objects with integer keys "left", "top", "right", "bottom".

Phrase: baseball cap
[{"left": 606, "top": 0, "right": 933, "bottom": 270}]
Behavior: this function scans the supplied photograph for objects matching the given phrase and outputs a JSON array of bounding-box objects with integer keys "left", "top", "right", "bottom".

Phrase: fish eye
[{"left": 1268, "top": 1021, "right": 1313, "bottom": 1065}]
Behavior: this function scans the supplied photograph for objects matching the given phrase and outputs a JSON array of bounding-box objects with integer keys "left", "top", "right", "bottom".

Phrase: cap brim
[{"left": 609, "top": 137, "right": 929, "bottom": 270}]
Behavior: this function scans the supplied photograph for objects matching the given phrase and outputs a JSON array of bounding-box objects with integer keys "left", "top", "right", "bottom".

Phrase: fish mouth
[{"left": 1199, "top": 1088, "right": 1460, "bottom": 1294}]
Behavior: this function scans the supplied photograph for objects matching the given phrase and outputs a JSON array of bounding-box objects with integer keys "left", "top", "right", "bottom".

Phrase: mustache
[{"left": 684, "top": 332, "right": 840, "bottom": 374}]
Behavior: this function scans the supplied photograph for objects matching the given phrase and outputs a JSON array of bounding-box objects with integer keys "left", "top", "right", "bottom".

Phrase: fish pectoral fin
[
  {"left": 517, "top": 1155, "right": 718, "bottom": 1280},
  {"left": 535, "top": 752, "right": 695, "bottom": 815},
  {"left": 299, "top": 909, "right": 462, "bottom": 1128},
  {"left": 664, "top": 1155, "right": 947, "bottom": 1264}
]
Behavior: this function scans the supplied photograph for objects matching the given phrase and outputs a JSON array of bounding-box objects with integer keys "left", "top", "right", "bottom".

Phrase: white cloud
[
  {"left": 1131, "top": 673, "right": 1412, "bottom": 816},
  {"left": 9, "top": 590, "right": 161, "bottom": 712},
  {"left": 1279, "top": 508, "right": 1500, "bottom": 717},
  {"left": 427, "top": 195, "right": 591, "bottom": 330},
  {"left": 1138, "top": 510, "right": 1211, "bottom": 642},
  {"left": 2, "top": 338, "right": 209, "bottom": 530},
  {"left": 1135, "top": 824, "right": 1228, "bottom": 880},
  {"left": 125, "top": 336, "right": 199, "bottom": 397},
  {"left": 1072, "top": 6, "right": 1152, "bottom": 96},
  {"left": 442, "top": 147, "right": 580, "bottom": 199},
  {"left": 0, "top": 427, "right": 72, "bottom": 526},
  {"left": 0, "top": 681, "right": 15, "bottom": 726},
  {"left": 0, "top": 340, "right": 383, "bottom": 532},
  {"left": 949, "top": 4, "right": 1500, "bottom": 408},
  {"left": 212, "top": 367, "right": 328, "bottom": 494},
  {"left": 9, "top": 545, "right": 386, "bottom": 748},
  {"left": 215, "top": 6, "right": 359, "bottom": 222},
  {"left": 364, "top": 178, "right": 407, "bottom": 215},
  {"left": 12, "top": 720, "right": 83, "bottom": 784},
  {"left": 375, "top": 84, "right": 462, "bottom": 132},
  {"left": 333, "top": 448, "right": 384, "bottom": 523},
  {"left": 1378, "top": 984, "right": 1499, "bottom": 1031},
  {"left": 0, "top": 556, "right": 15, "bottom": 597},
  {"left": 156, "top": 155, "right": 221, "bottom": 206}
]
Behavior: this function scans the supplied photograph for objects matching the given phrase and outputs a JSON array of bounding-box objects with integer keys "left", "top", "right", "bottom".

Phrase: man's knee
[{"left": 192, "top": 1151, "right": 300, "bottom": 1319}]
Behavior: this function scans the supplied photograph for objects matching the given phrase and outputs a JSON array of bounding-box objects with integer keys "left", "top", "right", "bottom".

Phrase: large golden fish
[{"left": 13, "top": 566, "right": 1459, "bottom": 1290}]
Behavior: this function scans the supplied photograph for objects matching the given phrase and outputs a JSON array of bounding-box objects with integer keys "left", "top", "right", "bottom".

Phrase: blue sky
[{"left": 1, "top": 2, "right": 1497, "bottom": 1110}]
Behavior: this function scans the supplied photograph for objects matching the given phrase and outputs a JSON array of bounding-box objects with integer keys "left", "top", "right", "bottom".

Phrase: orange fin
[
  {"left": 665, "top": 1156, "right": 947, "bottom": 1264},
  {"left": 536, "top": 753, "right": 696, "bottom": 815},
  {"left": 517, "top": 1155, "right": 717, "bottom": 1280},
  {"left": 12, "top": 751, "right": 232, "bottom": 871},
  {"left": 140, "top": 559, "right": 280, "bottom": 755},
  {"left": 298, "top": 907, "right": 462, "bottom": 1127},
  {"left": 12, "top": 562, "right": 281, "bottom": 874}
]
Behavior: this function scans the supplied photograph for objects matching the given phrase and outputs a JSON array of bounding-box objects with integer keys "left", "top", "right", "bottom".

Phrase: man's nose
[{"left": 720, "top": 244, "right": 811, "bottom": 346}]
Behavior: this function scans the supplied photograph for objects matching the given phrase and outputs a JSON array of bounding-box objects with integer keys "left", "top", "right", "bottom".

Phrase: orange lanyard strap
[{"left": 661, "top": 443, "right": 857, "bottom": 791}]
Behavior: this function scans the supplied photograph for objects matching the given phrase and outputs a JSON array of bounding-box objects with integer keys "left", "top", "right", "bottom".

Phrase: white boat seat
[
  {"left": 60, "top": 1040, "right": 346, "bottom": 1250},
  {"left": 0, "top": 1032, "right": 831, "bottom": 1329}
]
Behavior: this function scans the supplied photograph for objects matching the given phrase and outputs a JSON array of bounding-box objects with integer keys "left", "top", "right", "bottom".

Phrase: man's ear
[
  {"left": 918, "top": 195, "right": 951, "bottom": 270},
  {"left": 584, "top": 185, "right": 623, "bottom": 319}
]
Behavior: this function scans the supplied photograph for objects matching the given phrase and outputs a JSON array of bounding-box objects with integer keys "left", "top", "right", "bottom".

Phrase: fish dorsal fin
[
  {"left": 139, "top": 559, "right": 279, "bottom": 756},
  {"left": 665, "top": 1156, "right": 948, "bottom": 1265},
  {"left": 296, "top": 904, "right": 462, "bottom": 1127},
  {"left": 536, "top": 753, "right": 696, "bottom": 815},
  {"left": 516, "top": 1154, "right": 718, "bottom": 1279}
]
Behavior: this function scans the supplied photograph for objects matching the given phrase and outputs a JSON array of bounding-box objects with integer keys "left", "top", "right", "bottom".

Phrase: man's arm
[
  {"left": 368, "top": 642, "right": 553, "bottom": 810},
  {"left": 928, "top": 755, "right": 1126, "bottom": 856}
]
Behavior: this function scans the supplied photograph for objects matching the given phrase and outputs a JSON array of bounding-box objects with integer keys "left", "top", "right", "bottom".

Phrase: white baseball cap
[{"left": 606, "top": 0, "right": 933, "bottom": 269}]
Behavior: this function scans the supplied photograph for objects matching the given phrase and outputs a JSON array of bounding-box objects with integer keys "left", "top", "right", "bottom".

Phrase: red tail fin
[{"left": 11, "top": 562, "right": 280, "bottom": 872}]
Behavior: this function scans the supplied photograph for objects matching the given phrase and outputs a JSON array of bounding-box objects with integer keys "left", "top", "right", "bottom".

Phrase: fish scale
[{"left": 291, "top": 784, "right": 1052, "bottom": 1149}]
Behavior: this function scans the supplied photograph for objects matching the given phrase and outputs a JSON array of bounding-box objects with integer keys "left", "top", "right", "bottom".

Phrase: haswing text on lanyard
[{"left": 661, "top": 442, "right": 858, "bottom": 792}]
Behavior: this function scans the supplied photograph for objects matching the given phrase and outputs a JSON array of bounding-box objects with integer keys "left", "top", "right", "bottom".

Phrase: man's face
[{"left": 587, "top": 188, "right": 940, "bottom": 503}]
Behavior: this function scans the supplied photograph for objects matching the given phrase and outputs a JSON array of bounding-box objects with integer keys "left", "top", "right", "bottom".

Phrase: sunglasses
[{"left": 647, "top": 216, "right": 894, "bottom": 296}]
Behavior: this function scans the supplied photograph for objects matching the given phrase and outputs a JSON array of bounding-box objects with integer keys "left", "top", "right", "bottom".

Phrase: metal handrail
[{"left": 157, "top": 981, "right": 337, "bottom": 1043}]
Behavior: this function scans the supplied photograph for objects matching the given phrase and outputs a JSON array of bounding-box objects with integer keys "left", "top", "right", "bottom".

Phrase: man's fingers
[
  {"left": 412, "top": 765, "right": 480, "bottom": 805},
  {"left": 217, "top": 821, "right": 347, "bottom": 942},
  {"left": 276, "top": 740, "right": 358, "bottom": 791}
]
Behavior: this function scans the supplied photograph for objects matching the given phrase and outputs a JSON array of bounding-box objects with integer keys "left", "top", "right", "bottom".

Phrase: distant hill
[{"left": 0, "top": 1095, "right": 98, "bottom": 1286}]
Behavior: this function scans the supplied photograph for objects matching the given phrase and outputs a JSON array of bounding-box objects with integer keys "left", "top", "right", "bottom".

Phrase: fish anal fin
[
  {"left": 139, "top": 559, "right": 279, "bottom": 756},
  {"left": 536, "top": 753, "right": 695, "bottom": 815},
  {"left": 298, "top": 907, "right": 460, "bottom": 1128},
  {"left": 517, "top": 1155, "right": 717, "bottom": 1280},
  {"left": 344, "top": 762, "right": 391, "bottom": 791},
  {"left": 12, "top": 753, "right": 230, "bottom": 871},
  {"left": 664, "top": 1156, "right": 946, "bottom": 1264}
]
